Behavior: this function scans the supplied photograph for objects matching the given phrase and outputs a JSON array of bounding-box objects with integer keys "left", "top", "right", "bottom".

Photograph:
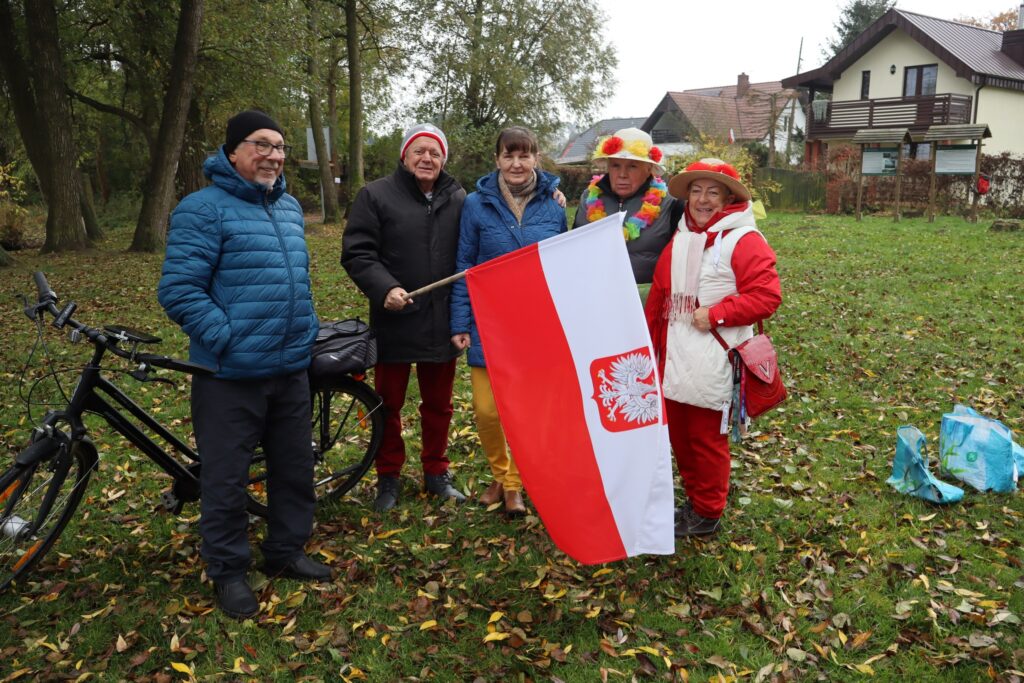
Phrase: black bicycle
[{"left": 0, "top": 273, "right": 382, "bottom": 591}]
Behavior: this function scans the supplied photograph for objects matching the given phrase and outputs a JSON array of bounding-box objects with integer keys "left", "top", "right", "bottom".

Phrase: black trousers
[{"left": 191, "top": 370, "right": 314, "bottom": 582}]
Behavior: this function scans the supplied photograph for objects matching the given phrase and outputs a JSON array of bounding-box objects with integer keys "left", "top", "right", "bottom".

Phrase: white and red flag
[{"left": 466, "top": 213, "right": 675, "bottom": 564}]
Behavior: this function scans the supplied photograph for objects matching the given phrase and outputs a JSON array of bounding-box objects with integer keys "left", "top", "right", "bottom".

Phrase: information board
[
  {"left": 935, "top": 144, "right": 977, "bottom": 175},
  {"left": 862, "top": 147, "right": 899, "bottom": 176}
]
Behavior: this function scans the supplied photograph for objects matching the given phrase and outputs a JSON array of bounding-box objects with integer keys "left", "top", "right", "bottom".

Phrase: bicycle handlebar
[
  {"left": 34, "top": 271, "right": 57, "bottom": 306},
  {"left": 28, "top": 271, "right": 214, "bottom": 376}
]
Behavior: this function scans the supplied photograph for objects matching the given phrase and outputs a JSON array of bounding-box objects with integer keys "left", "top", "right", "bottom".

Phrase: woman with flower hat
[
  {"left": 646, "top": 158, "right": 781, "bottom": 538},
  {"left": 571, "top": 127, "right": 674, "bottom": 289}
]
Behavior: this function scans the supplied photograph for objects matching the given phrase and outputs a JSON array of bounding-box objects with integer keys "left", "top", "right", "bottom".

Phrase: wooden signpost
[
  {"left": 851, "top": 128, "right": 911, "bottom": 222},
  {"left": 923, "top": 124, "right": 991, "bottom": 223}
]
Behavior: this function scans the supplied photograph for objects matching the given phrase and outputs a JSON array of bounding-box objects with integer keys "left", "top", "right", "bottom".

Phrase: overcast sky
[{"left": 592, "top": 0, "right": 1020, "bottom": 120}]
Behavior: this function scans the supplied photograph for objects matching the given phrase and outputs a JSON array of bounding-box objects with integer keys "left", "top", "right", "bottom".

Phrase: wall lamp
[{"left": 890, "top": 64, "right": 896, "bottom": 75}]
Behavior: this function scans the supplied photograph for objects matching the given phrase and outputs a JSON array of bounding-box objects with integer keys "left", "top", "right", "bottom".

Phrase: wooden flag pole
[{"left": 402, "top": 270, "right": 468, "bottom": 301}]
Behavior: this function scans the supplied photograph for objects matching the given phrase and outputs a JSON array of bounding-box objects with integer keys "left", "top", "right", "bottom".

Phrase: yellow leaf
[
  {"left": 318, "top": 548, "right": 337, "bottom": 562},
  {"left": 170, "top": 662, "right": 192, "bottom": 674},
  {"left": 419, "top": 620, "right": 437, "bottom": 631},
  {"left": 729, "top": 542, "right": 756, "bottom": 552},
  {"left": 487, "top": 611, "right": 504, "bottom": 624},
  {"left": 483, "top": 632, "right": 511, "bottom": 642},
  {"left": 837, "top": 630, "right": 848, "bottom": 645},
  {"left": 373, "top": 527, "right": 408, "bottom": 540},
  {"left": 284, "top": 591, "right": 306, "bottom": 608},
  {"left": 116, "top": 634, "right": 128, "bottom": 653},
  {"left": 169, "top": 634, "right": 180, "bottom": 652},
  {"left": 592, "top": 568, "right": 613, "bottom": 578},
  {"left": 585, "top": 606, "right": 601, "bottom": 618},
  {"left": 638, "top": 646, "right": 660, "bottom": 656},
  {"left": 855, "top": 663, "right": 875, "bottom": 675},
  {"left": 850, "top": 630, "right": 872, "bottom": 649}
]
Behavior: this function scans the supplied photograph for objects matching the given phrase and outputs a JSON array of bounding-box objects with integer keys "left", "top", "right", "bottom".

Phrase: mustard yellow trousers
[{"left": 471, "top": 367, "right": 521, "bottom": 491}]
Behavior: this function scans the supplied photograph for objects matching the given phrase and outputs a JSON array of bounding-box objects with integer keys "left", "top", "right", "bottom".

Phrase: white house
[{"left": 783, "top": 8, "right": 1024, "bottom": 164}]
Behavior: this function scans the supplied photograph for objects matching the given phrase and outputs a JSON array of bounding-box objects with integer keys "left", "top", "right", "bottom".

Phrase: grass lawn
[{"left": 1, "top": 211, "right": 1023, "bottom": 681}]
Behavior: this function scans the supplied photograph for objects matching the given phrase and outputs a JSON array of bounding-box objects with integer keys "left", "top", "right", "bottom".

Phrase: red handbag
[{"left": 712, "top": 322, "right": 787, "bottom": 437}]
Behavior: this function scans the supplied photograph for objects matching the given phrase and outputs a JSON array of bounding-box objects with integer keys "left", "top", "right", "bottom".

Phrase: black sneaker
[
  {"left": 423, "top": 470, "right": 466, "bottom": 503},
  {"left": 214, "top": 579, "right": 259, "bottom": 619},
  {"left": 373, "top": 476, "right": 401, "bottom": 512},
  {"left": 675, "top": 503, "right": 721, "bottom": 537}
]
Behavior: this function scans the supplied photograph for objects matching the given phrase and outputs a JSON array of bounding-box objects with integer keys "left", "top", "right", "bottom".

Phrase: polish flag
[{"left": 466, "top": 213, "right": 675, "bottom": 564}]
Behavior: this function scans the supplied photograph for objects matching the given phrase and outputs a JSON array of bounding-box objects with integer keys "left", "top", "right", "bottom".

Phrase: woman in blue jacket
[{"left": 450, "top": 126, "right": 567, "bottom": 517}]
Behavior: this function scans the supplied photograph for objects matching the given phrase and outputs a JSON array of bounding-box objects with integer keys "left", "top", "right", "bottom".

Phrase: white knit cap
[{"left": 400, "top": 123, "right": 448, "bottom": 163}]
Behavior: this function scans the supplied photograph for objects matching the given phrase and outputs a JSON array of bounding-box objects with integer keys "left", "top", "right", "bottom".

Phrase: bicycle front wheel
[
  {"left": 0, "top": 439, "right": 92, "bottom": 591},
  {"left": 311, "top": 377, "right": 383, "bottom": 503}
]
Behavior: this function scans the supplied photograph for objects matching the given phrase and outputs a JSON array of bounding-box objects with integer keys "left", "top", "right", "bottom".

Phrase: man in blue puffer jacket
[{"left": 158, "top": 110, "right": 329, "bottom": 620}]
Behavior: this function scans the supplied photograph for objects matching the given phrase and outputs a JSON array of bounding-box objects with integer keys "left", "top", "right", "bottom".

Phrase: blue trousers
[{"left": 191, "top": 370, "right": 314, "bottom": 582}]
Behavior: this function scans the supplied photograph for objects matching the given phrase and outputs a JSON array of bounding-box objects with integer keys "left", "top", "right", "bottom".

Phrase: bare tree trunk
[
  {"left": 346, "top": 0, "right": 364, "bottom": 208},
  {"left": 177, "top": 97, "right": 207, "bottom": 196},
  {"left": 0, "top": 0, "right": 50, "bottom": 193},
  {"left": 131, "top": 0, "right": 204, "bottom": 252},
  {"left": 24, "top": 0, "right": 87, "bottom": 252},
  {"left": 464, "top": 0, "right": 487, "bottom": 126},
  {"left": 95, "top": 130, "right": 111, "bottom": 203},
  {"left": 327, "top": 34, "right": 345, "bottom": 209},
  {"left": 308, "top": 3, "right": 339, "bottom": 224},
  {"left": 80, "top": 170, "right": 103, "bottom": 241}
]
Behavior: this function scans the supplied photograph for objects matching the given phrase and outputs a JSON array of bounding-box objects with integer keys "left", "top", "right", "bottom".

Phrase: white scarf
[{"left": 667, "top": 229, "right": 707, "bottom": 323}]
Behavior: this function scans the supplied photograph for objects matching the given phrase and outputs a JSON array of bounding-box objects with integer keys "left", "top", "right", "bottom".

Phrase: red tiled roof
[{"left": 648, "top": 82, "right": 797, "bottom": 143}]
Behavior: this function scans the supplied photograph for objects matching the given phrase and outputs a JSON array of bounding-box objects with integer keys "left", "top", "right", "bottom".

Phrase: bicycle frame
[{"left": 32, "top": 338, "right": 201, "bottom": 507}]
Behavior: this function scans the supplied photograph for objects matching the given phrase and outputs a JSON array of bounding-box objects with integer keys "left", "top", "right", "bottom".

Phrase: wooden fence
[{"left": 755, "top": 167, "right": 825, "bottom": 212}]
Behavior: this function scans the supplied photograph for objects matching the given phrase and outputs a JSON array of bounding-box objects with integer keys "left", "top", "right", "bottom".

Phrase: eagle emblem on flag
[{"left": 590, "top": 348, "right": 659, "bottom": 432}]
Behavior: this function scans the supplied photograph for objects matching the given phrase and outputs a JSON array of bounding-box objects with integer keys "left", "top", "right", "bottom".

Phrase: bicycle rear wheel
[
  {"left": 246, "top": 376, "right": 382, "bottom": 515},
  {"left": 0, "top": 439, "right": 92, "bottom": 591}
]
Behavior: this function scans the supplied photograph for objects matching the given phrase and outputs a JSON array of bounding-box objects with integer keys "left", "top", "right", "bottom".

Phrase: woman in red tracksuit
[{"left": 645, "top": 159, "right": 781, "bottom": 537}]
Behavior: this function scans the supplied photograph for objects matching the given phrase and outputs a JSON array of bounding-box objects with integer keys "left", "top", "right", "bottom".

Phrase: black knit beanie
[{"left": 224, "top": 110, "right": 283, "bottom": 153}]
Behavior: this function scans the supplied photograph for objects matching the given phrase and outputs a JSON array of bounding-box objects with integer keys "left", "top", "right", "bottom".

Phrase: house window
[
  {"left": 904, "top": 64, "right": 938, "bottom": 97},
  {"left": 861, "top": 71, "right": 870, "bottom": 100}
]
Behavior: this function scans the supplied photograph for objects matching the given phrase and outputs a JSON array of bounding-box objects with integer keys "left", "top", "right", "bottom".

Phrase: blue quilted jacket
[
  {"left": 157, "top": 149, "right": 318, "bottom": 379},
  {"left": 450, "top": 169, "right": 566, "bottom": 367}
]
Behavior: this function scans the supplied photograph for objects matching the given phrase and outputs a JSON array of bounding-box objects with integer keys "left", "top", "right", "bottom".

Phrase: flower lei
[{"left": 583, "top": 175, "right": 668, "bottom": 240}]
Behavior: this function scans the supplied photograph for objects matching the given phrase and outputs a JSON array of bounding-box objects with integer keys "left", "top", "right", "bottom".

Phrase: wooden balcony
[{"left": 807, "top": 93, "right": 973, "bottom": 139}]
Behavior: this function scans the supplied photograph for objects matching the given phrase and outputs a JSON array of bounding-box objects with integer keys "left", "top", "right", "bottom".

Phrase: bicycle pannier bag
[{"left": 309, "top": 319, "right": 377, "bottom": 383}]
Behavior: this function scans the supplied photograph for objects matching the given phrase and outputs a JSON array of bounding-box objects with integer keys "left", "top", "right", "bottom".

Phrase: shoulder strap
[{"left": 711, "top": 320, "right": 765, "bottom": 351}]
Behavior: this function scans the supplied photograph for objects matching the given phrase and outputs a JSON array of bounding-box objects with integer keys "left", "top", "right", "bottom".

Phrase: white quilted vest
[{"left": 663, "top": 207, "right": 763, "bottom": 411}]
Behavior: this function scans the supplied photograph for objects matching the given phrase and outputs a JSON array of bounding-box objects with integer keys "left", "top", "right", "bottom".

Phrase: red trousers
[
  {"left": 665, "top": 400, "right": 731, "bottom": 519},
  {"left": 374, "top": 360, "right": 457, "bottom": 477}
]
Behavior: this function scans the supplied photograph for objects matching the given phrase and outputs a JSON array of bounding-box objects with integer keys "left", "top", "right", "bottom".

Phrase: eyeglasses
[{"left": 241, "top": 139, "right": 292, "bottom": 157}]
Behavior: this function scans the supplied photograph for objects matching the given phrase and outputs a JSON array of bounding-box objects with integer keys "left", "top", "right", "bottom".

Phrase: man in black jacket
[{"left": 341, "top": 123, "right": 467, "bottom": 511}]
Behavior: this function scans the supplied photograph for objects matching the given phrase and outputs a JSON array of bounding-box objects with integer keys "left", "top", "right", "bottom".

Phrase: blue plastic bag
[
  {"left": 939, "top": 404, "right": 1019, "bottom": 494},
  {"left": 887, "top": 425, "right": 964, "bottom": 504}
]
